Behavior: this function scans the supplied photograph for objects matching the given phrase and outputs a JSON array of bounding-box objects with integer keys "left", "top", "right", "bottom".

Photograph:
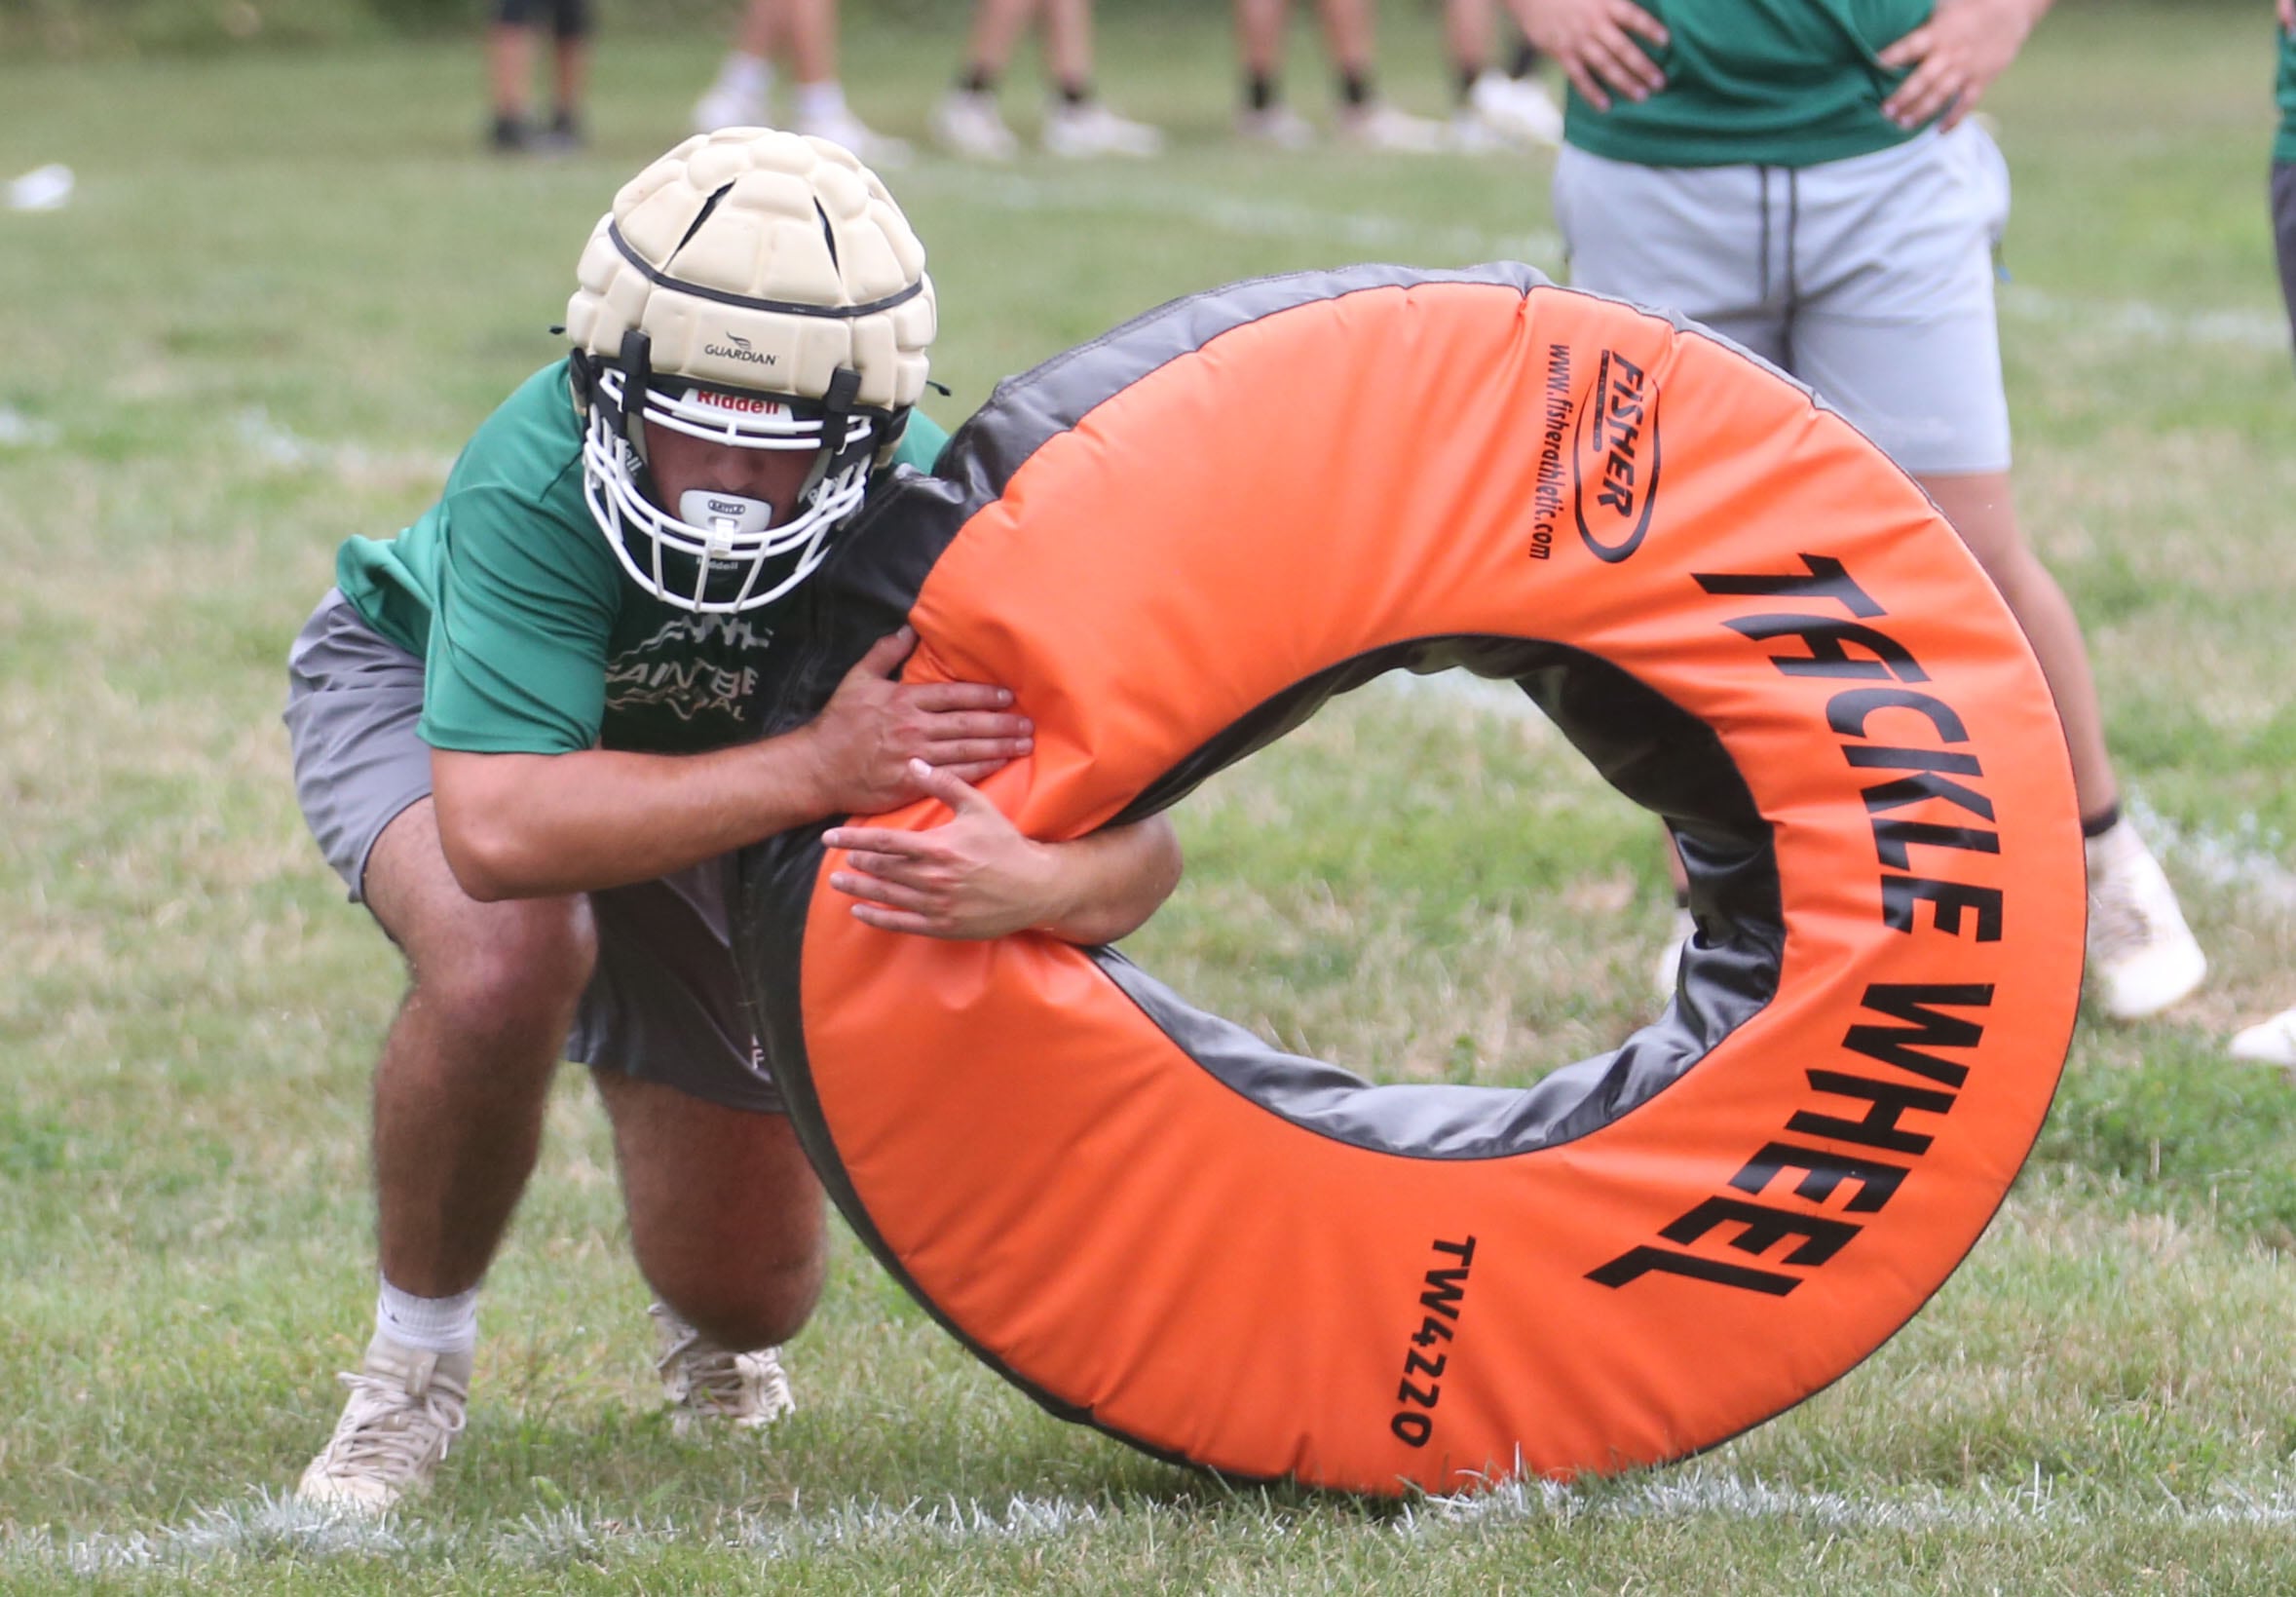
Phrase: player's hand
[
  {"left": 801, "top": 627, "right": 1033, "bottom": 817},
  {"left": 2280, "top": 0, "right": 2293, "bottom": 36},
  {"left": 823, "top": 760, "right": 1060, "bottom": 939},
  {"left": 1519, "top": 0, "right": 1668, "bottom": 111},
  {"left": 1878, "top": 0, "right": 2044, "bottom": 131}
]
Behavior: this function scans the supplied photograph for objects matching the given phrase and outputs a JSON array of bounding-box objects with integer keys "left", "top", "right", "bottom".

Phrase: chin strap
[
  {"left": 804, "top": 366, "right": 864, "bottom": 499},
  {"left": 617, "top": 329, "right": 656, "bottom": 468}
]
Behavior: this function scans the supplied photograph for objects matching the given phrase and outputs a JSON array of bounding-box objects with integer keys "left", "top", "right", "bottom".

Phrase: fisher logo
[
  {"left": 1572, "top": 348, "right": 1662, "bottom": 563},
  {"left": 703, "top": 331, "right": 776, "bottom": 368}
]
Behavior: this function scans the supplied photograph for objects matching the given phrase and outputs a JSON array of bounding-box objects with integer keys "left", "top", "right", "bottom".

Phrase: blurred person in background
[
  {"left": 2227, "top": 0, "right": 2296, "bottom": 1065},
  {"left": 930, "top": 0, "right": 1164, "bottom": 160},
  {"left": 693, "top": 0, "right": 911, "bottom": 165},
  {"left": 1446, "top": 0, "right": 1562, "bottom": 149},
  {"left": 486, "top": 0, "right": 590, "bottom": 152},
  {"left": 1524, "top": 0, "right": 2208, "bottom": 1023},
  {"left": 1233, "top": 0, "right": 1451, "bottom": 151},
  {"left": 285, "top": 129, "right": 1181, "bottom": 1514}
]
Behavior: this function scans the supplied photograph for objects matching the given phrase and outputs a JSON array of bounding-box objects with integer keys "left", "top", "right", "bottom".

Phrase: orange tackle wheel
[{"left": 736, "top": 264, "right": 2084, "bottom": 1494}]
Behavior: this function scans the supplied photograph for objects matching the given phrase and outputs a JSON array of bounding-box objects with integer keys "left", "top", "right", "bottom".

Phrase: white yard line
[{"left": 13, "top": 1469, "right": 2296, "bottom": 1575}]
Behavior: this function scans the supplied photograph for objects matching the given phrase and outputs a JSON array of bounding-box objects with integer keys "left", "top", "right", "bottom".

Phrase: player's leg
[
  {"left": 596, "top": 1071, "right": 825, "bottom": 1428},
  {"left": 933, "top": 0, "right": 1032, "bottom": 159},
  {"left": 1451, "top": 0, "right": 1561, "bottom": 148},
  {"left": 486, "top": 0, "right": 539, "bottom": 151},
  {"left": 783, "top": 0, "right": 912, "bottom": 165},
  {"left": 1912, "top": 472, "right": 2115, "bottom": 814},
  {"left": 695, "top": 0, "right": 778, "bottom": 133},
  {"left": 541, "top": 0, "right": 590, "bottom": 149},
  {"left": 1317, "top": 0, "right": 1448, "bottom": 150},
  {"left": 576, "top": 858, "right": 821, "bottom": 1428},
  {"left": 1791, "top": 127, "right": 2204, "bottom": 1019},
  {"left": 284, "top": 594, "right": 596, "bottom": 1513},
  {"left": 362, "top": 801, "right": 596, "bottom": 1304},
  {"left": 1235, "top": 0, "right": 1315, "bottom": 145},
  {"left": 1039, "top": 0, "right": 1163, "bottom": 158}
]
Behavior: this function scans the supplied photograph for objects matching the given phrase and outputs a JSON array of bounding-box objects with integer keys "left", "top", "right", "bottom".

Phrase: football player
[{"left": 284, "top": 129, "right": 1181, "bottom": 1513}]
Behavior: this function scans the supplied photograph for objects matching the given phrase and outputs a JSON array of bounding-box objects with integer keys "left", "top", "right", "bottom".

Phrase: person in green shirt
[
  {"left": 283, "top": 128, "right": 1183, "bottom": 1514},
  {"left": 1523, "top": 0, "right": 2208, "bottom": 1023},
  {"left": 2228, "top": 4, "right": 2296, "bottom": 1065}
]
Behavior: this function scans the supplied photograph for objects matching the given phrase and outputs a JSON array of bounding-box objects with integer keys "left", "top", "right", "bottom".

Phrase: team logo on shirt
[
  {"left": 605, "top": 614, "right": 777, "bottom": 727},
  {"left": 1573, "top": 348, "right": 1662, "bottom": 564}
]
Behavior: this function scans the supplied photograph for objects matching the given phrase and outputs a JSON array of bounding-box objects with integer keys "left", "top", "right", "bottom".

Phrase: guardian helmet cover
[{"left": 565, "top": 129, "right": 936, "bottom": 612}]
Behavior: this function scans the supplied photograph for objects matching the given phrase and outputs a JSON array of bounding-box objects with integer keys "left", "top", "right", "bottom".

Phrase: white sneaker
[
  {"left": 296, "top": 1334, "right": 470, "bottom": 1516},
  {"left": 1466, "top": 70, "right": 1563, "bottom": 147},
  {"left": 651, "top": 1303, "right": 795, "bottom": 1436},
  {"left": 2085, "top": 820, "right": 2206, "bottom": 1020},
  {"left": 931, "top": 89, "right": 1020, "bottom": 161},
  {"left": 1653, "top": 904, "right": 1696, "bottom": 998},
  {"left": 693, "top": 83, "right": 768, "bottom": 135},
  {"left": 1236, "top": 104, "right": 1316, "bottom": 150},
  {"left": 1449, "top": 110, "right": 1509, "bottom": 154},
  {"left": 1336, "top": 100, "right": 1451, "bottom": 154},
  {"left": 1043, "top": 99, "right": 1164, "bottom": 159},
  {"left": 2231, "top": 1006, "right": 2296, "bottom": 1066},
  {"left": 795, "top": 107, "right": 912, "bottom": 169}
]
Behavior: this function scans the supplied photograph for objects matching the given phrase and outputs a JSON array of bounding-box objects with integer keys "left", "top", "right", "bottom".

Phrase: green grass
[{"left": 9, "top": 1, "right": 2296, "bottom": 1589}]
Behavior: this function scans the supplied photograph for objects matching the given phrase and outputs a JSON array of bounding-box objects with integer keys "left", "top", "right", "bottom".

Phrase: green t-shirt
[
  {"left": 335, "top": 359, "right": 947, "bottom": 756},
  {"left": 2277, "top": 21, "right": 2296, "bottom": 164},
  {"left": 1563, "top": 0, "right": 1935, "bottom": 169}
]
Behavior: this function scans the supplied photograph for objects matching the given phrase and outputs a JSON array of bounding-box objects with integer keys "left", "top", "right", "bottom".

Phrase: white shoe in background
[
  {"left": 7, "top": 164, "right": 75, "bottom": 212},
  {"left": 693, "top": 83, "right": 769, "bottom": 135},
  {"left": 1336, "top": 100, "right": 1451, "bottom": 154},
  {"left": 1043, "top": 100, "right": 1164, "bottom": 159},
  {"left": 931, "top": 90, "right": 1020, "bottom": 160},
  {"left": 2231, "top": 1007, "right": 2296, "bottom": 1067},
  {"left": 2085, "top": 819, "right": 2206, "bottom": 1020},
  {"left": 796, "top": 106, "right": 913, "bottom": 169},
  {"left": 1236, "top": 104, "right": 1317, "bottom": 150},
  {"left": 1466, "top": 70, "right": 1563, "bottom": 147}
]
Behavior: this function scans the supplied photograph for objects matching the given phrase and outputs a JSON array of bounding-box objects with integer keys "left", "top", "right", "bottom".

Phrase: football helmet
[{"left": 564, "top": 129, "right": 936, "bottom": 612}]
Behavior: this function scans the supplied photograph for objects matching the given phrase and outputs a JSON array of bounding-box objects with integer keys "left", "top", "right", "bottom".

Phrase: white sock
[
  {"left": 376, "top": 1277, "right": 479, "bottom": 1357},
  {"left": 793, "top": 80, "right": 848, "bottom": 126},
  {"left": 717, "top": 52, "right": 770, "bottom": 99}
]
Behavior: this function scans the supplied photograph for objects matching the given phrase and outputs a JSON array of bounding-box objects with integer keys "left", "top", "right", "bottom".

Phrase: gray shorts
[
  {"left": 282, "top": 590, "right": 782, "bottom": 1114},
  {"left": 1554, "top": 123, "right": 2014, "bottom": 476}
]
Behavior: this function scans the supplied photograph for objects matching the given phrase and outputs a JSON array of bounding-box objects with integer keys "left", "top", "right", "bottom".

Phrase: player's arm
[
  {"left": 1878, "top": 0, "right": 2054, "bottom": 130},
  {"left": 433, "top": 628, "right": 1032, "bottom": 900},
  {"left": 823, "top": 761, "right": 1183, "bottom": 944}
]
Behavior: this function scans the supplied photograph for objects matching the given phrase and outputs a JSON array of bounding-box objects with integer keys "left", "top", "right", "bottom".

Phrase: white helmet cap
[{"left": 565, "top": 129, "right": 937, "bottom": 613}]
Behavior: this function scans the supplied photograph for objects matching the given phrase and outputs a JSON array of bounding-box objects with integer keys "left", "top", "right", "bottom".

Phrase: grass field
[{"left": 9, "top": 1, "right": 2296, "bottom": 1588}]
